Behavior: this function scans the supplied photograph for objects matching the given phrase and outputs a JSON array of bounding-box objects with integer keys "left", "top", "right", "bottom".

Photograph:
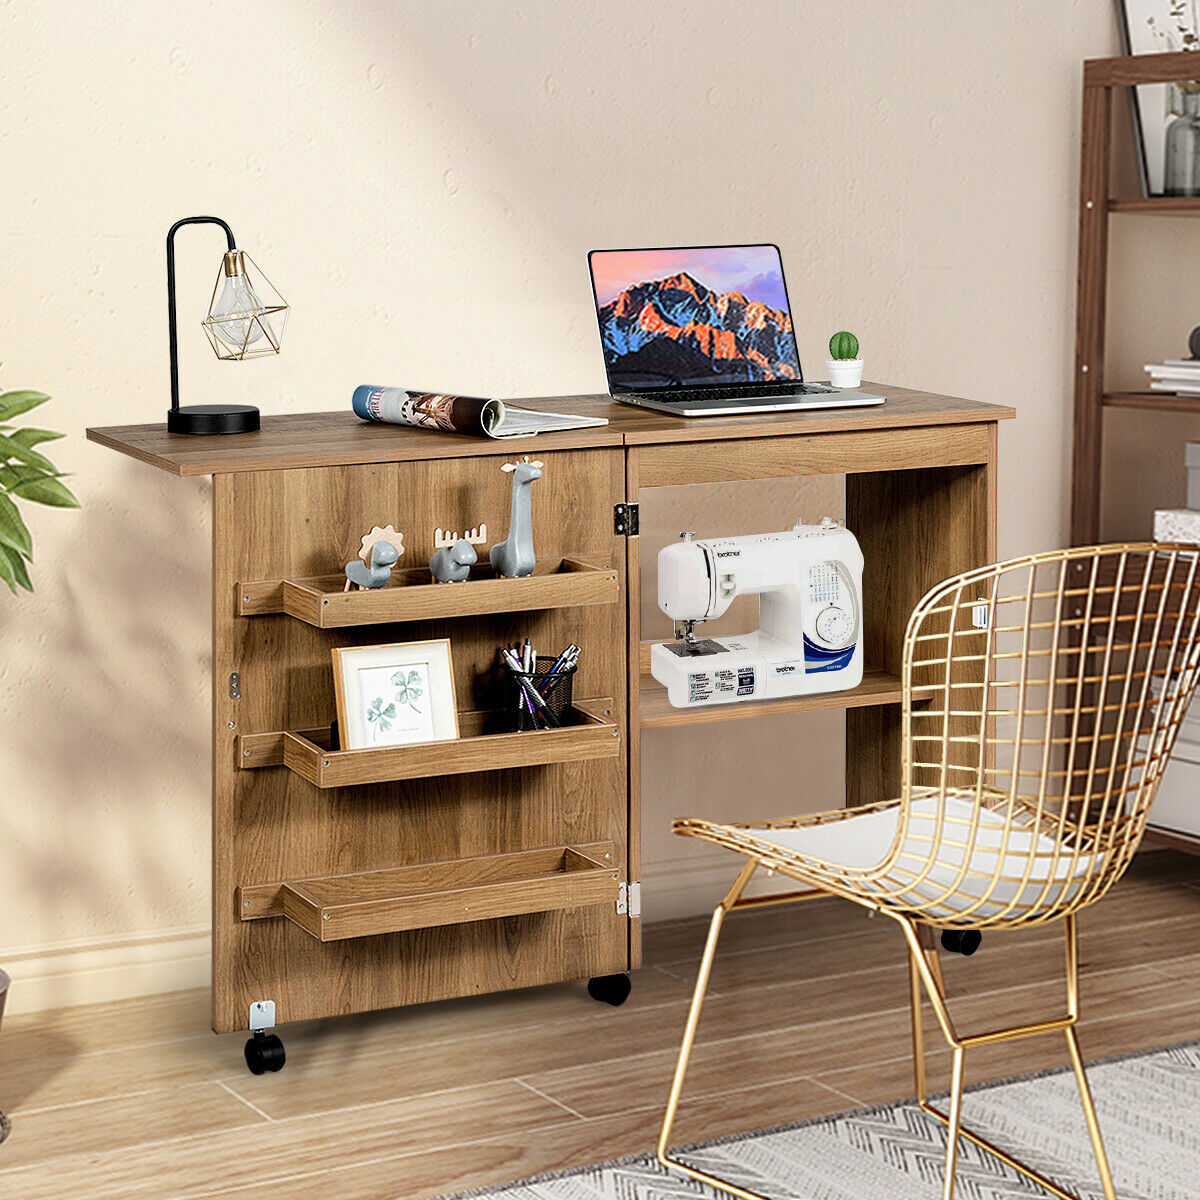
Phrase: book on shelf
[
  {"left": 1150, "top": 381, "right": 1200, "bottom": 395},
  {"left": 352, "top": 385, "right": 608, "bottom": 439},
  {"left": 1147, "top": 381, "right": 1200, "bottom": 396},
  {"left": 1144, "top": 361, "right": 1200, "bottom": 394}
]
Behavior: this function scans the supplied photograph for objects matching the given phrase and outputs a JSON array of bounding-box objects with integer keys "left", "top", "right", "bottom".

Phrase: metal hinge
[
  {"left": 614, "top": 503, "right": 639, "bottom": 536},
  {"left": 248, "top": 1000, "right": 275, "bottom": 1031},
  {"left": 617, "top": 881, "right": 642, "bottom": 917}
]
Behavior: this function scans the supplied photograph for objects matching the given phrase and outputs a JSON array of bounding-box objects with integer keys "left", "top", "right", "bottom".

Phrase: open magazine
[{"left": 352, "top": 385, "right": 608, "bottom": 439}]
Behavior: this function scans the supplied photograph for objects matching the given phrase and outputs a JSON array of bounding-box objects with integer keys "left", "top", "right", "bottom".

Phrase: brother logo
[
  {"left": 715, "top": 550, "right": 740, "bottom": 559},
  {"left": 775, "top": 664, "right": 797, "bottom": 674}
]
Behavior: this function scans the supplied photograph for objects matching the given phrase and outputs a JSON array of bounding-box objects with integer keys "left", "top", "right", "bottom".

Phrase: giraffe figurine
[{"left": 490, "top": 457, "right": 543, "bottom": 579}]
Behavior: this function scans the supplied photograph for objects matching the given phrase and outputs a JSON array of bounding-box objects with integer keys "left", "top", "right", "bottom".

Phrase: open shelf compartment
[
  {"left": 240, "top": 698, "right": 618, "bottom": 787},
  {"left": 237, "top": 841, "right": 618, "bottom": 941},
  {"left": 238, "top": 556, "right": 619, "bottom": 627}
]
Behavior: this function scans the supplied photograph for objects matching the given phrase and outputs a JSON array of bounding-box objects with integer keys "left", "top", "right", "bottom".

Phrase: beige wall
[{"left": 1, "top": 1, "right": 1127, "bottom": 1011}]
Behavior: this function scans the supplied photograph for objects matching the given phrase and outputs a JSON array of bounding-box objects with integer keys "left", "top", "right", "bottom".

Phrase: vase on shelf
[{"left": 1164, "top": 83, "right": 1200, "bottom": 197}]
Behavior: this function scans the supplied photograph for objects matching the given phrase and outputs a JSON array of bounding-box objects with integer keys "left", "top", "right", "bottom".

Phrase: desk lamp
[{"left": 166, "top": 215, "right": 288, "bottom": 435}]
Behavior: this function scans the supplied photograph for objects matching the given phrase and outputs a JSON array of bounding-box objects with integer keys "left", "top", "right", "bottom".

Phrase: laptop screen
[{"left": 588, "top": 244, "right": 802, "bottom": 391}]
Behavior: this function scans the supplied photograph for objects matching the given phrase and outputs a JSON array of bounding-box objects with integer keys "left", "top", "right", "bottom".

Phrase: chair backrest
[{"left": 896, "top": 543, "right": 1200, "bottom": 927}]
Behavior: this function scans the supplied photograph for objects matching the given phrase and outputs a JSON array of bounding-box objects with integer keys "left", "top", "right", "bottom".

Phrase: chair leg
[
  {"left": 900, "top": 914, "right": 1116, "bottom": 1200},
  {"left": 657, "top": 862, "right": 770, "bottom": 1200},
  {"left": 941, "top": 1047, "right": 966, "bottom": 1200},
  {"left": 1064, "top": 1025, "right": 1118, "bottom": 1200}
]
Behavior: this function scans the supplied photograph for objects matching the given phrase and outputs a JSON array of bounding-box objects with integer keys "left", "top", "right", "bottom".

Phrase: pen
[{"left": 503, "top": 648, "right": 560, "bottom": 727}]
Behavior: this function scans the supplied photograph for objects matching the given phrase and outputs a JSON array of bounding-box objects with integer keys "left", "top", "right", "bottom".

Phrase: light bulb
[{"left": 210, "top": 252, "right": 269, "bottom": 352}]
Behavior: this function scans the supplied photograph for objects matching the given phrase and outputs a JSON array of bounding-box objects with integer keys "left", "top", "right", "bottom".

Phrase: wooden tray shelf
[
  {"left": 237, "top": 841, "right": 618, "bottom": 941},
  {"left": 238, "top": 556, "right": 619, "bottom": 627},
  {"left": 240, "top": 698, "right": 618, "bottom": 787}
]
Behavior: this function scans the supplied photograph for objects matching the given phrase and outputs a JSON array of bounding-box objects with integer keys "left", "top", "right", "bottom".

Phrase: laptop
[{"left": 587, "top": 243, "right": 884, "bottom": 416}]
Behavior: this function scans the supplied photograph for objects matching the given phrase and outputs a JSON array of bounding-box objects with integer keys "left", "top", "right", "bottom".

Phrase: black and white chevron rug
[{"left": 440, "top": 1041, "right": 1200, "bottom": 1200}]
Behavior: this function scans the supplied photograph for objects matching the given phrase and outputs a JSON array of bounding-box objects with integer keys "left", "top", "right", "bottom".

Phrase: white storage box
[{"left": 1154, "top": 508, "right": 1200, "bottom": 543}]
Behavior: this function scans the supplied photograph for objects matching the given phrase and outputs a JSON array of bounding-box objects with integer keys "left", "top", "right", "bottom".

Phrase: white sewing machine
[{"left": 650, "top": 520, "right": 864, "bottom": 708}]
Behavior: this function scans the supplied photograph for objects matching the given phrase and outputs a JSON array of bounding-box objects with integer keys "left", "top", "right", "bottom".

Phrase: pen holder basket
[{"left": 505, "top": 656, "right": 576, "bottom": 732}]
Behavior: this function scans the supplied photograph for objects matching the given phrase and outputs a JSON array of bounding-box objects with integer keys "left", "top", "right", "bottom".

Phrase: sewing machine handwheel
[
  {"left": 244, "top": 1031, "right": 286, "bottom": 1074},
  {"left": 587, "top": 972, "right": 631, "bottom": 1007},
  {"left": 940, "top": 929, "right": 982, "bottom": 956}
]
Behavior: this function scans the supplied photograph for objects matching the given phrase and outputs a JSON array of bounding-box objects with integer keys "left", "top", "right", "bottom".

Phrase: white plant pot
[{"left": 827, "top": 358, "right": 864, "bottom": 388}]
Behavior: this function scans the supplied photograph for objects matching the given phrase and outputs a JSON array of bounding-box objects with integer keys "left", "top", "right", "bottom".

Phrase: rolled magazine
[{"left": 352, "top": 385, "right": 607, "bottom": 439}]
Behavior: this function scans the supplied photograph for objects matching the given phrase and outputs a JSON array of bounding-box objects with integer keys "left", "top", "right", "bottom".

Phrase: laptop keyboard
[{"left": 629, "top": 382, "right": 836, "bottom": 404}]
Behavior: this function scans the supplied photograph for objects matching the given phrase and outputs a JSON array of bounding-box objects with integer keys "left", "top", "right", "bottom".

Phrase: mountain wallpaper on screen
[{"left": 598, "top": 272, "right": 800, "bottom": 384}]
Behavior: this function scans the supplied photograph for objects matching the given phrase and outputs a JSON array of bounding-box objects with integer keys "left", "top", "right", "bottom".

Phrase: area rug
[{"left": 440, "top": 1040, "right": 1200, "bottom": 1200}]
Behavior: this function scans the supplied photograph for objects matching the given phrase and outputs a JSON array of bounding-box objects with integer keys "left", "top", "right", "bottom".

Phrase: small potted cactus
[{"left": 826, "top": 331, "right": 863, "bottom": 388}]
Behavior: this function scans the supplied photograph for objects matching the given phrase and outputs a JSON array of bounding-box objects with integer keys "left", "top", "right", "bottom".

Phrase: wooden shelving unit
[
  {"left": 1072, "top": 48, "right": 1200, "bottom": 544},
  {"left": 238, "top": 843, "right": 618, "bottom": 941},
  {"left": 1072, "top": 50, "right": 1200, "bottom": 856}
]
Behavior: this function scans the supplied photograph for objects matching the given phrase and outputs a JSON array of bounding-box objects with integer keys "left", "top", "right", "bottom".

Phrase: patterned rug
[{"left": 439, "top": 1041, "right": 1200, "bottom": 1200}]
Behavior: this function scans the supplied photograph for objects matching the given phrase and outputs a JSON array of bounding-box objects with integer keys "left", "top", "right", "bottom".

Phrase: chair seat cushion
[{"left": 741, "top": 793, "right": 1098, "bottom": 921}]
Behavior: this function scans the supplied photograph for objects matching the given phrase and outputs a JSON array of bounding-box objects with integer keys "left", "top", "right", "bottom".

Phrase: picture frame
[
  {"left": 332, "top": 639, "right": 459, "bottom": 750},
  {"left": 1117, "top": 0, "right": 1200, "bottom": 196}
]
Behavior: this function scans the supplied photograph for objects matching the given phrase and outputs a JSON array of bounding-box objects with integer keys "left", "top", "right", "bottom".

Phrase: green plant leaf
[
  {"left": 0, "top": 544, "right": 32, "bottom": 592},
  {"left": 8, "top": 474, "right": 79, "bottom": 508},
  {"left": 0, "top": 391, "right": 50, "bottom": 422},
  {"left": 10, "top": 427, "right": 65, "bottom": 448},
  {"left": 0, "top": 433, "right": 55, "bottom": 472},
  {"left": 0, "top": 491, "right": 32, "bottom": 558}
]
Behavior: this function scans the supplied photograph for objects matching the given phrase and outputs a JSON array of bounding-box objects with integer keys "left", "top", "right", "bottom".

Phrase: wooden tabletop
[{"left": 86, "top": 383, "right": 1014, "bottom": 476}]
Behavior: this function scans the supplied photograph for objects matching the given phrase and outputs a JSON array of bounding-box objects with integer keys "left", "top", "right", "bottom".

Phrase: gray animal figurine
[
  {"left": 429, "top": 525, "right": 487, "bottom": 583},
  {"left": 344, "top": 525, "right": 404, "bottom": 590},
  {"left": 490, "top": 457, "right": 543, "bottom": 579},
  {"left": 345, "top": 539, "right": 399, "bottom": 589}
]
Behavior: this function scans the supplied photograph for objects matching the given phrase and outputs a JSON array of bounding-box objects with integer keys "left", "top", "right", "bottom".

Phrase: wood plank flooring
[{"left": 1, "top": 850, "right": 1197, "bottom": 1200}]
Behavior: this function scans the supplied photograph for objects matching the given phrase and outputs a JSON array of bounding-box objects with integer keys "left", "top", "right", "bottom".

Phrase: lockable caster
[
  {"left": 244, "top": 1030, "right": 286, "bottom": 1074},
  {"left": 587, "top": 972, "right": 632, "bottom": 1006},
  {"left": 940, "top": 929, "right": 982, "bottom": 956}
]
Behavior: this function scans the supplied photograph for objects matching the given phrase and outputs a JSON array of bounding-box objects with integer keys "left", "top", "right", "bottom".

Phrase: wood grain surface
[
  {"left": 210, "top": 448, "right": 630, "bottom": 1032},
  {"left": 86, "top": 384, "right": 1012, "bottom": 476}
]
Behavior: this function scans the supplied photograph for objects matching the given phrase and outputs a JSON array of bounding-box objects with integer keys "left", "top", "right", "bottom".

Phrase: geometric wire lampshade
[{"left": 202, "top": 250, "right": 288, "bottom": 362}]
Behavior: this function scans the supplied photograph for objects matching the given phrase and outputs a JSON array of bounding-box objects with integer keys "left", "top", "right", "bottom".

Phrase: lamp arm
[{"left": 167, "top": 217, "right": 237, "bottom": 412}]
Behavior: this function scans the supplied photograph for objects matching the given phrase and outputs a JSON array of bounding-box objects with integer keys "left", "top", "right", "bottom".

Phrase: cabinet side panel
[
  {"left": 211, "top": 451, "right": 628, "bottom": 1032},
  {"left": 845, "top": 453, "right": 993, "bottom": 809}
]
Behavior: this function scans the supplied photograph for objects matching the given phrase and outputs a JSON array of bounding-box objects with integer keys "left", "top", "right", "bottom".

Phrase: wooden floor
[{"left": 1, "top": 851, "right": 1198, "bottom": 1200}]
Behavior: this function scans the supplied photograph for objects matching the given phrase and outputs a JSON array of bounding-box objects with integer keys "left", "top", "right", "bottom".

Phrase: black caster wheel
[
  {"left": 940, "top": 929, "right": 982, "bottom": 956},
  {"left": 244, "top": 1030, "right": 286, "bottom": 1075},
  {"left": 587, "top": 972, "right": 632, "bottom": 1007}
]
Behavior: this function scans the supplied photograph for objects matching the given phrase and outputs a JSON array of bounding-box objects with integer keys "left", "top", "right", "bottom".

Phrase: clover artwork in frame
[{"left": 332, "top": 640, "right": 459, "bottom": 750}]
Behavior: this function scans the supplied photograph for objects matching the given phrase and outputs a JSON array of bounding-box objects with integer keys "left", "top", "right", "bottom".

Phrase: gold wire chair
[{"left": 658, "top": 543, "right": 1200, "bottom": 1200}]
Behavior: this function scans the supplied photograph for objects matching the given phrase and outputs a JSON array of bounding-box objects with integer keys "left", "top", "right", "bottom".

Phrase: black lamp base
[{"left": 167, "top": 404, "right": 260, "bottom": 435}]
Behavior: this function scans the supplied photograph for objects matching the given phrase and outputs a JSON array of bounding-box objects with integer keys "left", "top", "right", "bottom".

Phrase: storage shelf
[
  {"left": 1108, "top": 196, "right": 1200, "bottom": 216},
  {"left": 638, "top": 667, "right": 905, "bottom": 728},
  {"left": 237, "top": 841, "right": 618, "bottom": 941},
  {"left": 238, "top": 556, "right": 619, "bottom": 627},
  {"left": 240, "top": 698, "right": 618, "bottom": 787},
  {"left": 1103, "top": 391, "right": 1200, "bottom": 414}
]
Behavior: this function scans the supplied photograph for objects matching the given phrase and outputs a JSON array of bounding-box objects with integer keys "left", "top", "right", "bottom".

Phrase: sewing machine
[{"left": 650, "top": 520, "right": 864, "bottom": 708}]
